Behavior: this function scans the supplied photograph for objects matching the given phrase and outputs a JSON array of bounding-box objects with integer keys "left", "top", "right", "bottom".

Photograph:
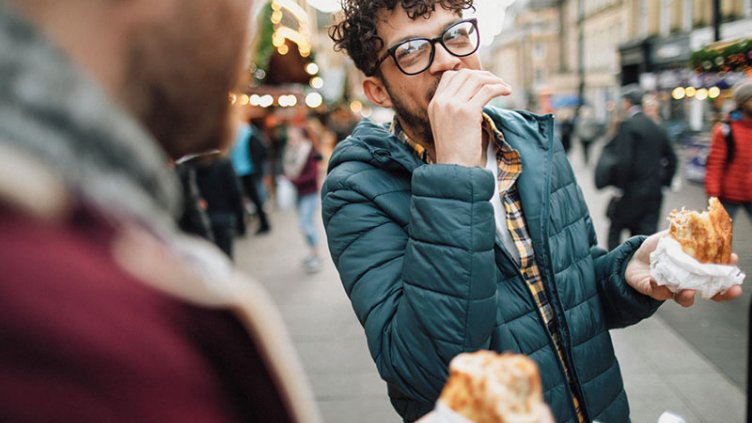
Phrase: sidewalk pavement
[{"left": 236, "top": 140, "right": 745, "bottom": 423}]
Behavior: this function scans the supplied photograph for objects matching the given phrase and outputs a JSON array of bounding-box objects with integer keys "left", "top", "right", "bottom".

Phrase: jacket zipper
[
  {"left": 537, "top": 115, "right": 590, "bottom": 422},
  {"left": 493, "top": 239, "right": 583, "bottom": 422}
]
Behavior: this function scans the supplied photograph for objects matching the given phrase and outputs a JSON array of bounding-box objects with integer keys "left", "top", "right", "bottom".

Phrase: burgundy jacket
[
  {"left": 0, "top": 153, "right": 320, "bottom": 423},
  {"left": 291, "top": 150, "right": 321, "bottom": 197}
]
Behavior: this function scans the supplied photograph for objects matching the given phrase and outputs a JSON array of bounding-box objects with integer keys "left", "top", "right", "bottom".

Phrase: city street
[{"left": 236, "top": 139, "right": 748, "bottom": 423}]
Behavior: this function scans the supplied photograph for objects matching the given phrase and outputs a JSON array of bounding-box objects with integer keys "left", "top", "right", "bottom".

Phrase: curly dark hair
[{"left": 330, "top": 0, "right": 475, "bottom": 77}]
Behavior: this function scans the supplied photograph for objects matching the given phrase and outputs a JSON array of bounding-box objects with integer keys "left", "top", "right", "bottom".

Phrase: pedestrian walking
[
  {"left": 283, "top": 125, "right": 322, "bottom": 273},
  {"left": 574, "top": 106, "right": 600, "bottom": 164},
  {"left": 559, "top": 114, "right": 574, "bottom": 153},
  {"left": 0, "top": 1, "right": 320, "bottom": 422},
  {"left": 321, "top": 2, "right": 739, "bottom": 422},
  {"left": 606, "top": 87, "right": 678, "bottom": 250},
  {"left": 193, "top": 151, "right": 247, "bottom": 260},
  {"left": 231, "top": 119, "right": 272, "bottom": 234},
  {"left": 705, "top": 79, "right": 752, "bottom": 222},
  {"left": 175, "top": 160, "right": 214, "bottom": 241}
]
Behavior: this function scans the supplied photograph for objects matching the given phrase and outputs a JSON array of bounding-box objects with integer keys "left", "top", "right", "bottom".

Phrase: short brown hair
[{"left": 329, "top": 0, "right": 474, "bottom": 77}]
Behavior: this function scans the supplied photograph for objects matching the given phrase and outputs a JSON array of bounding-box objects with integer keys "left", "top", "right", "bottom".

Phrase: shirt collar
[{"left": 390, "top": 113, "right": 513, "bottom": 164}]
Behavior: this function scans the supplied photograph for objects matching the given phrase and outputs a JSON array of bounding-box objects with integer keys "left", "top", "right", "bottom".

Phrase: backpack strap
[{"left": 720, "top": 120, "right": 735, "bottom": 165}]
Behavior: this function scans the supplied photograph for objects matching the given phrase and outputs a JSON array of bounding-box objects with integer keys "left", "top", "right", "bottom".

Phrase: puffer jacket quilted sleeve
[{"left": 322, "top": 137, "right": 498, "bottom": 406}]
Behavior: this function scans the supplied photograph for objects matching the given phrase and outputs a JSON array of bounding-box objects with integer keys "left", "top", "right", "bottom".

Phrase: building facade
[{"left": 488, "top": 0, "right": 751, "bottom": 130}]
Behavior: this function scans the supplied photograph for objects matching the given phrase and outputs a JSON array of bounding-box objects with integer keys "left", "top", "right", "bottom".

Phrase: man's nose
[{"left": 428, "top": 43, "right": 461, "bottom": 74}]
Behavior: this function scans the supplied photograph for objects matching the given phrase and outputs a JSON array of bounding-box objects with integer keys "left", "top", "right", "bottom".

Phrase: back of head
[
  {"left": 621, "top": 85, "right": 643, "bottom": 108},
  {"left": 732, "top": 79, "right": 752, "bottom": 109},
  {"left": 6, "top": 0, "right": 256, "bottom": 159}
]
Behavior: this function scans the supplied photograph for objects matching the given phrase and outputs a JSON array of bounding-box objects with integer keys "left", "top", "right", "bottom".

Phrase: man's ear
[{"left": 363, "top": 76, "right": 393, "bottom": 109}]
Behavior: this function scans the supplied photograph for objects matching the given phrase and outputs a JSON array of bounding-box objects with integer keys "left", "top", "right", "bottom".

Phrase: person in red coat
[{"left": 705, "top": 79, "right": 752, "bottom": 221}]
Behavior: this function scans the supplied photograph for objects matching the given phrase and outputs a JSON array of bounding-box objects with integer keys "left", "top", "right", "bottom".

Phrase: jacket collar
[{"left": 328, "top": 107, "right": 554, "bottom": 175}]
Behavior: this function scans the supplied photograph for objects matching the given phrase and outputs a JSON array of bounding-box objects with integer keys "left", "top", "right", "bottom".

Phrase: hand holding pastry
[{"left": 626, "top": 198, "right": 744, "bottom": 306}]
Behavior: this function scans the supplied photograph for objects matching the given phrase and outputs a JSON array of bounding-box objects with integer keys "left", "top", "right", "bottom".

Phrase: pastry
[
  {"left": 439, "top": 351, "right": 545, "bottom": 423},
  {"left": 668, "top": 197, "right": 732, "bottom": 264}
]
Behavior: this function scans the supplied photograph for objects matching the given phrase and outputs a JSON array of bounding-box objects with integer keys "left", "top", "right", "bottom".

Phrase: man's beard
[
  {"left": 382, "top": 76, "right": 439, "bottom": 145},
  {"left": 122, "top": 2, "right": 250, "bottom": 159}
]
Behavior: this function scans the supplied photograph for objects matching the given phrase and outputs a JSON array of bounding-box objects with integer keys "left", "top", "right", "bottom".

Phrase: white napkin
[
  {"left": 430, "top": 402, "right": 474, "bottom": 423},
  {"left": 650, "top": 236, "right": 745, "bottom": 299}
]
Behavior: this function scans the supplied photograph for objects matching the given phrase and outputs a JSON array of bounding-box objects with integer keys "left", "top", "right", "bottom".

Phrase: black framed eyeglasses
[{"left": 371, "top": 18, "right": 480, "bottom": 76}]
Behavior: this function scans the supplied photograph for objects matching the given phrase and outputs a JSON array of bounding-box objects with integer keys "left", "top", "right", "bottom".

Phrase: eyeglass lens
[{"left": 393, "top": 20, "right": 478, "bottom": 74}]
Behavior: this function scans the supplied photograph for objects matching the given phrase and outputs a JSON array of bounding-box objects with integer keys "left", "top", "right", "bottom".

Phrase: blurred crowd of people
[{"left": 173, "top": 105, "right": 358, "bottom": 268}]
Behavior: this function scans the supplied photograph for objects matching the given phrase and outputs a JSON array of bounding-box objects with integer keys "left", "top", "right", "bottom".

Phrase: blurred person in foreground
[
  {"left": 606, "top": 87, "right": 678, "bottom": 250},
  {"left": 705, "top": 79, "right": 752, "bottom": 222},
  {"left": 0, "top": 0, "right": 320, "bottom": 422},
  {"left": 321, "top": 1, "right": 741, "bottom": 422},
  {"left": 283, "top": 125, "right": 323, "bottom": 273}
]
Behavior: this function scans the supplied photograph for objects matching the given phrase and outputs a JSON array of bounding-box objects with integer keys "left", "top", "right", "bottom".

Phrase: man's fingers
[
  {"left": 675, "top": 289, "right": 696, "bottom": 307},
  {"left": 466, "top": 83, "right": 512, "bottom": 112},
  {"left": 711, "top": 285, "right": 743, "bottom": 302},
  {"left": 437, "top": 70, "right": 508, "bottom": 102},
  {"left": 453, "top": 72, "right": 509, "bottom": 101},
  {"left": 648, "top": 281, "right": 674, "bottom": 301}
]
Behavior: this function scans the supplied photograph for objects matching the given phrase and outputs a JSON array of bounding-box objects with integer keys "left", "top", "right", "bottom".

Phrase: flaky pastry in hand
[
  {"left": 668, "top": 197, "right": 732, "bottom": 264},
  {"left": 439, "top": 351, "right": 546, "bottom": 423}
]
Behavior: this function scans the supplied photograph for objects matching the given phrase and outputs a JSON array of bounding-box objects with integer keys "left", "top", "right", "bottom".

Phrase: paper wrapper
[
  {"left": 650, "top": 236, "right": 745, "bottom": 299},
  {"left": 429, "top": 401, "right": 548, "bottom": 423},
  {"left": 430, "top": 402, "right": 474, "bottom": 423}
]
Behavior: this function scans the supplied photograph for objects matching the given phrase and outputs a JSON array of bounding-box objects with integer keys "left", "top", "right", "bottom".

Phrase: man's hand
[
  {"left": 428, "top": 70, "right": 511, "bottom": 167},
  {"left": 624, "top": 231, "right": 743, "bottom": 307}
]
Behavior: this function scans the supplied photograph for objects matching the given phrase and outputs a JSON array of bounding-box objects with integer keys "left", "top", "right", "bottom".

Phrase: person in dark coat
[
  {"left": 175, "top": 161, "right": 214, "bottom": 241},
  {"left": 193, "top": 151, "right": 247, "bottom": 259},
  {"left": 558, "top": 115, "right": 574, "bottom": 153},
  {"left": 607, "top": 87, "right": 678, "bottom": 250}
]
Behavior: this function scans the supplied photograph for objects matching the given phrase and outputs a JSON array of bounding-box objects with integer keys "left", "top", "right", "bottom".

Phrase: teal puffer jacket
[{"left": 322, "top": 107, "right": 662, "bottom": 422}]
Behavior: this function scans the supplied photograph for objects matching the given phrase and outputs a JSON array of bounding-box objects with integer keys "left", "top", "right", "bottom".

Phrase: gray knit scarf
[{"left": 0, "top": 3, "right": 180, "bottom": 233}]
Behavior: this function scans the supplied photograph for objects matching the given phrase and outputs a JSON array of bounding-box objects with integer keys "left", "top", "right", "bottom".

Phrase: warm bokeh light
[
  {"left": 671, "top": 87, "right": 686, "bottom": 100},
  {"left": 310, "top": 77, "right": 324, "bottom": 89},
  {"left": 305, "top": 63, "right": 319, "bottom": 75},
  {"left": 350, "top": 100, "right": 363, "bottom": 114},
  {"left": 708, "top": 86, "right": 721, "bottom": 99},
  {"left": 305, "top": 92, "right": 323, "bottom": 108},
  {"left": 685, "top": 87, "right": 697, "bottom": 97},
  {"left": 695, "top": 88, "right": 708, "bottom": 100},
  {"left": 259, "top": 94, "right": 274, "bottom": 108}
]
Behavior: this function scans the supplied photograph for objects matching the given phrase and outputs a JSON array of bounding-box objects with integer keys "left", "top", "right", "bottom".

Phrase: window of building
[
  {"left": 533, "top": 42, "right": 545, "bottom": 59},
  {"left": 535, "top": 68, "right": 545, "bottom": 84},
  {"left": 639, "top": 0, "right": 649, "bottom": 36},
  {"left": 683, "top": 0, "right": 694, "bottom": 30},
  {"left": 661, "top": 0, "right": 672, "bottom": 35}
]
